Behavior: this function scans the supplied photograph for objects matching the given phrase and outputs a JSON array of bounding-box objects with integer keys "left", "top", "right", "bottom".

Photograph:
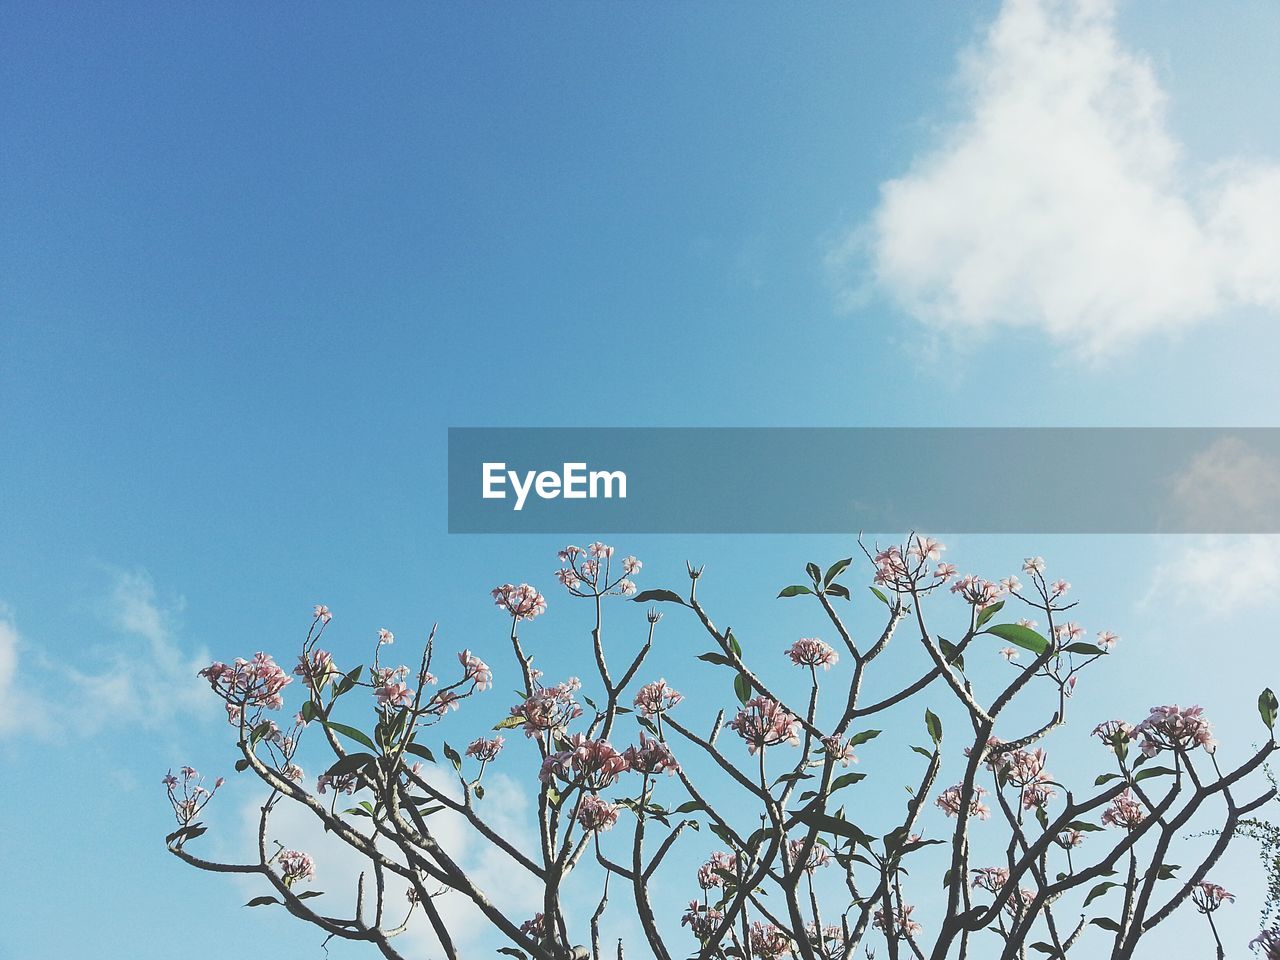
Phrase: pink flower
[
  {"left": 428, "top": 690, "right": 461, "bottom": 715},
  {"left": 935, "top": 784, "right": 991, "bottom": 820},
  {"left": 1101, "top": 789, "right": 1146, "bottom": 829},
  {"left": 491, "top": 583, "right": 547, "bottom": 621},
  {"left": 873, "top": 903, "right": 922, "bottom": 939},
  {"left": 557, "top": 545, "right": 581, "bottom": 562},
  {"left": 294, "top": 649, "right": 338, "bottom": 687},
  {"left": 375, "top": 680, "right": 414, "bottom": 708},
  {"left": 697, "top": 851, "right": 737, "bottom": 890},
  {"left": 622, "top": 555, "right": 642, "bottom": 575},
  {"left": 587, "top": 542, "right": 614, "bottom": 559},
  {"left": 622, "top": 733, "right": 679, "bottom": 776},
  {"left": 378, "top": 628, "right": 394, "bottom": 645},
  {"left": 971, "top": 866, "right": 1010, "bottom": 894},
  {"left": 999, "top": 647, "right": 1019, "bottom": 661},
  {"left": 681, "top": 901, "right": 724, "bottom": 940},
  {"left": 633, "top": 679, "right": 683, "bottom": 717},
  {"left": 1017, "top": 617, "right": 1039, "bottom": 629},
  {"left": 575, "top": 793, "right": 620, "bottom": 832},
  {"left": 510, "top": 678, "right": 583, "bottom": 738},
  {"left": 934, "top": 562, "right": 958, "bottom": 580},
  {"left": 539, "top": 734, "right": 630, "bottom": 789},
  {"left": 748, "top": 922, "right": 793, "bottom": 959},
  {"left": 278, "top": 849, "right": 315, "bottom": 885},
  {"left": 519, "top": 913, "right": 545, "bottom": 938},
  {"left": 1022, "top": 557, "right": 1045, "bottom": 574},
  {"left": 458, "top": 650, "right": 493, "bottom": 690},
  {"left": 1096, "top": 630, "right": 1120, "bottom": 650},
  {"left": 1057, "top": 828, "right": 1084, "bottom": 848},
  {"left": 313, "top": 604, "right": 332, "bottom": 623},
  {"left": 1054, "top": 621, "right": 1085, "bottom": 642},
  {"left": 1092, "top": 719, "right": 1132, "bottom": 744},
  {"left": 787, "top": 838, "right": 832, "bottom": 874},
  {"left": 822, "top": 735, "right": 858, "bottom": 767},
  {"left": 785, "top": 638, "right": 839, "bottom": 670},
  {"left": 317, "top": 771, "right": 359, "bottom": 795},
  {"left": 950, "top": 575, "right": 1002, "bottom": 609},
  {"left": 1000, "top": 575, "right": 1021, "bottom": 593},
  {"left": 199, "top": 653, "right": 293, "bottom": 715},
  {"left": 465, "top": 736, "right": 504, "bottom": 762},
  {"left": 1191, "top": 881, "right": 1234, "bottom": 913},
  {"left": 729, "top": 697, "right": 800, "bottom": 754},
  {"left": 1132, "top": 704, "right": 1217, "bottom": 756},
  {"left": 1050, "top": 579, "right": 1071, "bottom": 596},
  {"left": 909, "top": 536, "right": 946, "bottom": 561}
]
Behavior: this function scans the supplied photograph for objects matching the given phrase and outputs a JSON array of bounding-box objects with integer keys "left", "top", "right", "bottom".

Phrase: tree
[{"left": 165, "top": 537, "right": 1280, "bottom": 959}]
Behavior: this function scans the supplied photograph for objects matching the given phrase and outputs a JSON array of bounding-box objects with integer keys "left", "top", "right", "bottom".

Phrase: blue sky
[{"left": 3, "top": 2, "right": 1280, "bottom": 957}]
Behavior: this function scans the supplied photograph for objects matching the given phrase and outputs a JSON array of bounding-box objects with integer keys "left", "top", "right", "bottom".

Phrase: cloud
[
  {"left": 1143, "top": 534, "right": 1280, "bottom": 614},
  {"left": 0, "top": 570, "right": 209, "bottom": 739},
  {"left": 841, "top": 0, "right": 1280, "bottom": 357},
  {"left": 1166, "top": 436, "right": 1280, "bottom": 532}
]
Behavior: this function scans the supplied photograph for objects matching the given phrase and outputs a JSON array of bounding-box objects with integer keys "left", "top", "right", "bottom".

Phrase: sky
[{"left": 3, "top": 1, "right": 1280, "bottom": 957}]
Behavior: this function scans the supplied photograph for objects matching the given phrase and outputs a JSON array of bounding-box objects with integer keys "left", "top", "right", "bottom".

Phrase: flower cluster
[
  {"left": 1101, "top": 789, "right": 1147, "bottom": 829},
  {"left": 492, "top": 583, "right": 547, "bottom": 621},
  {"left": 199, "top": 653, "right": 292, "bottom": 721},
  {"left": 787, "top": 839, "right": 832, "bottom": 874},
  {"left": 1191, "top": 881, "right": 1234, "bottom": 913},
  {"left": 163, "top": 766, "right": 224, "bottom": 826},
  {"left": 730, "top": 697, "right": 800, "bottom": 754},
  {"left": 540, "top": 735, "right": 630, "bottom": 789},
  {"left": 374, "top": 665, "right": 414, "bottom": 709},
  {"left": 575, "top": 793, "right": 621, "bottom": 832},
  {"left": 1000, "top": 748, "right": 1057, "bottom": 810},
  {"left": 971, "top": 866, "right": 1009, "bottom": 894},
  {"left": 822, "top": 735, "right": 858, "bottom": 767},
  {"left": 698, "top": 851, "right": 737, "bottom": 890},
  {"left": 294, "top": 649, "right": 339, "bottom": 688},
  {"left": 317, "top": 770, "right": 360, "bottom": 795},
  {"left": 1132, "top": 704, "right": 1217, "bottom": 756},
  {"left": 519, "top": 913, "right": 545, "bottom": 939},
  {"left": 873, "top": 903, "right": 922, "bottom": 940},
  {"left": 278, "top": 849, "right": 315, "bottom": 886},
  {"left": 634, "top": 679, "right": 683, "bottom": 717},
  {"left": 623, "top": 733, "right": 680, "bottom": 776},
  {"left": 749, "top": 922, "right": 793, "bottom": 959},
  {"left": 1252, "top": 929, "right": 1280, "bottom": 959},
  {"left": 935, "top": 784, "right": 991, "bottom": 821},
  {"left": 950, "top": 574, "right": 1005, "bottom": 609},
  {"left": 459, "top": 649, "right": 493, "bottom": 690},
  {"left": 510, "top": 678, "right": 583, "bottom": 739},
  {"left": 465, "top": 736, "right": 504, "bottom": 762},
  {"left": 681, "top": 901, "right": 724, "bottom": 940},
  {"left": 785, "top": 638, "right": 838, "bottom": 670},
  {"left": 555, "top": 543, "right": 641, "bottom": 597}
]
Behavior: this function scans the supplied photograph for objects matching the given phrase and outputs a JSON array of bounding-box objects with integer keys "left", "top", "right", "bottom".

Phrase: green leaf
[
  {"left": 1064, "top": 820, "right": 1105, "bottom": 833},
  {"left": 443, "top": 742, "right": 462, "bottom": 771},
  {"left": 824, "top": 582, "right": 851, "bottom": 601},
  {"left": 727, "top": 631, "right": 743, "bottom": 656},
  {"left": 938, "top": 636, "right": 965, "bottom": 671},
  {"left": 1133, "top": 765, "right": 1176, "bottom": 782},
  {"left": 301, "top": 699, "right": 318, "bottom": 722},
  {"left": 1260, "top": 688, "right": 1278, "bottom": 730},
  {"left": 246, "top": 896, "right": 280, "bottom": 907},
  {"left": 335, "top": 664, "right": 363, "bottom": 696},
  {"left": 323, "top": 720, "right": 378, "bottom": 752},
  {"left": 734, "top": 673, "right": 751, "bottom": 705},
  {"left": 234, "top": 757, "right": 251, "bottom": 773},
  {"left": 806, "top": 562, "right": 822, "bottom": 585},
  {"left": 790, "top": 804, "right": 874, "bottom": 848},
  {"left": 778, "top": 585, "right": 814, "bottom": 598},
  {"left": 493, "top": 715, "right": 525, "bottom": 731},
  {"left": 830, "top": 772, "right": 866, "bottom": 792},
  {"left": 673, "top": 800, "right": 705, "bottom": 814},
  {"left": 1028, "top": 943, "right": 1061, "bottom": 957},
  {"left": 1091, "top": 917, "right": 1121, "bottom": 933},
  {"left": 984, "top": 623, "right": 1049, "bottom": 656},
  {"left": 1064, "top": 642, "right": 1106, "bottom": 656},
  {"left": 847, "top": 729, "right": 882, "bottom": 748},
  {"left": 869, "top": 586, "right": 891, "bottom": 607},
  {"left": 697, "top": 651, "right": 734, "bottom": 667},
  {"left": 910, "top": 745, "right": 934, "bottom": 759},
  {"left": 975, "top": 600, "right": 1004, "bottom": 629},
  {"left": 404, "top": 741, "right": 436, "bottom": 763},
  {"left": 924, "top": 709, "right": 943, "bottom": 745},
  {"left": 824, "top": 558, "right": 852, "bottom": 586},
  {"left": 323, "top": 752, "right": 375, "bottom": 779},
  {"left": 630, "top": 589, "right": 685, "bottom": 605},
  {"left": 1095, "top": 772, "right": 1121, "bottom": 785},
  {"left": 497, "top": 949, "right": 528, "bottom": 959},
  {"left": 296, "top": 890, "right": 325, "bottom": 900}
]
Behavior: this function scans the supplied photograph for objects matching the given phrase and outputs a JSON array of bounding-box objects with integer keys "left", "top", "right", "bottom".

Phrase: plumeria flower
[
  {"left": 999, "top": 647, "right": 1019, "bottom": 661},
  {"left": 822, "top": 735, "right": 857, "bottom": 767},
  {"left": 935, "top": 784, "right": 991, "bottom": 820},
  {"left": 1016, "top": 618, "right": 1039, "bottom": 629},
  {"left": 313, "top": 604, "right": 332, "bottom": 623},
  {"left": 466, "top": 736, "right": 504, "bottom": 762},
  {"left": 278, "top": 849, "right": 315, "bottom": 886},
  {"left": 633, "top": 679, "right": 683, "bottom": 717},
  {"left": 459, "top": 650, "right": 493, "bottom": 690},
  {"left": 785, "top": 637, "right": 839, "bottom": 670},
  {"left": 1096, "top": 630, "right": 1119, "bottom": 650},
  {"left": 1022, "top": 557, "right": 1045, "bottom": 574},
  {"left": 729, "top": 697, "right": 800, "bottom": 754},
  {"left": 378, "top": 628, "right": 394, "bottom": 645},
  {"left": 1050, "top": 579, "right": 1071, "bottom": 596},
  {"left": 575, "top": 793, "right": 620, "bottom": 832},
  {"left": 1133, "top": 704, "right": 1217, "bottom": 756},
  {"left": 1191, "top": 881, "right": 1234, "bottom": 914},
  {"left": 375, "top": 679, "right": 414, "bottom": 709},
  {"left": 1000, "top": 575, "right": 1021, "bottom": 593},
  {"left": 1102, "top": 789, "right": 1147, "bottom": 829},
  {"left": 491, "top": 583, "right": 547, "bottom": 621},
  {"left": 909, "top": 536, "right": 946, "bottom": 561}
]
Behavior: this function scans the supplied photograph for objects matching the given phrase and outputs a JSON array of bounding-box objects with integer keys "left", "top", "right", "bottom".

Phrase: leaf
[
  {"left": 938, "top": 636, "right": 965, "bottom": 671},
  {"left": 869, "top": 586, "right": 891, "bottom": 606},
  {"left": 235, "top": 757, "right": 251, "bottom": 773},
  {"left": 1091, "top": 917, "right": 1121, "bottom": 933},
  {"left": 630, "top": 589, "right": 685, "bottom": 606},
  {"left": 1064, "top": 642, "right": 1106, "bottom": 656},
  {"left": 734, "top": 673, "right": 751, "bottom": 705},
  {"left": 831, "top": 772, "right": 866, "bottom": 792},
  {"left": 474, "top": 784, "right": 485, "bottom": 799},
  {"left": 1133, "top": 765, "right": 1176, "bottom": 782},
  {"left": 911, "top": 745, "right": 934, "bottom": 759},
  {"left": 1260, "top": 688, "right": 1279, "bottom": 730},
  {"left": 806, "top": 562, "right": 822, "bottom": 585},
  {"left": 790, "top": 804, "right": 874, "bottom": 848},
  {"left": 323, "top": 720, "right": 378, "bottom": 752},
  {"left": 404, "top": 741, "right": 436, "bottom": 763},
  {"left": 975, "top": 600, "right": 1004, "bottom": 630},
  {"left": 1028, "top": 943, "right": 1061, "bottom": 957},
  {"left": 246, "top": 896, "right": 280, "bottom": 907},
  {"left": 497, "top": 949, "right": 528, "bottom": 960},
  {"left": 847, "top": 729, "right": 882, "bottom": 748},
  {"left": 335, "top": 664, "right": 363, "bottom": 696},
  {"left": 673, "top": 800, "right": 705, "bottom": 814},
  {"left": 778, "top": 585, "right": 814, "bottom": 598},
  {"left": 443, "top": 742, "right": 462, "bottom": 771},
  {"left": 165, "top": 823, "right": 207, "bottom": 845},
  {"left": 727, "top": 632, "right": 743, "bottom": 656},
  {"left": 493, "top": 715, "right": 525, "bottom": 731},
  {"left": 984, "top": 623, "right": 1049, "bottom": 656},
  {"left": 924, "top": 710, "right": 943, "bottom": 745},
  {"left": 301, "top": 699, "right": 318, "bottom": 722},
  {"left": 1095, "top": 772, "right": 1121, "bottom": 785},
  {"left": 1064, "top": 820, "right": 1105, "bottom": 833},
  {"left": 824, "top": 558, "right": 852, "bottom": 586},
  {"left": 323, "top": 752, "right": 375, "bottom": 779},
  {"left": 698, "top": 651, "right": 734, "bottom": 667},
  {"left": 825, "top": 582, "right": 851, "bottom": 601},
  {"left": 296, "top": 890, "right": 325, "bottom": 900}
]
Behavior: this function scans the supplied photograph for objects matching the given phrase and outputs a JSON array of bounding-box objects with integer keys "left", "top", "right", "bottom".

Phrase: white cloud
[
  {"left": 1167, "top": 436, "right": 1280, "bottom": 532},
  {"left": 1143, "top": 534, "right": 1280, "bottom": 614},
  {"left": 0, "top": 570, "right": 209, "bottom": 739},
  {"left": 842, "top": 0, "right": 1280, "bottom": 357}
]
